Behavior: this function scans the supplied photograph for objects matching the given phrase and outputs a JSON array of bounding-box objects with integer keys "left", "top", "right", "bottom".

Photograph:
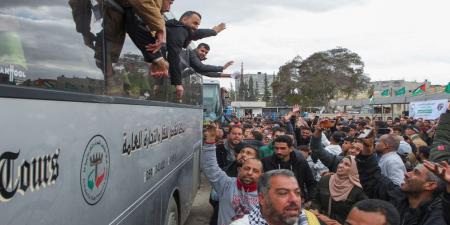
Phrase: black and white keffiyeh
[{"left": 247, "top": 206, "right": 309, "bottom": 225}]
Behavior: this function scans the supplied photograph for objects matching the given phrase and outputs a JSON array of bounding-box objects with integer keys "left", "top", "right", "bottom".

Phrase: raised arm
[
  {"left": 356, "top": 138, "right": 400, "bottom": 200},
  {"left": 188, "top": 49, "right": 224, "bottom": 73},
  {"left": 201, "top": 125, "right": 233, "bottom": 196},
  {"left": 310, "top": 125, "right": 342, "bottom": 172}
]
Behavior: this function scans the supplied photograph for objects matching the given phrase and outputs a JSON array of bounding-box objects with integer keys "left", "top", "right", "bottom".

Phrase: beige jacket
[{"left": 116, "top": 0, "right": 165, "bottom": 32}]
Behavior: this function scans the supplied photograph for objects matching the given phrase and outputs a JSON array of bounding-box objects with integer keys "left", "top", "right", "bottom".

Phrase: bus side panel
[{"left": 0, "top": 98, "right": 201, "bottom": 225}]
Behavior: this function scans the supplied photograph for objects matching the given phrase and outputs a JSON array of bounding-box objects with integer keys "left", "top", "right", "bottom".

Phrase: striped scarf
[{"left": 247, "top": 207, "right": 320, "bottom": 225}]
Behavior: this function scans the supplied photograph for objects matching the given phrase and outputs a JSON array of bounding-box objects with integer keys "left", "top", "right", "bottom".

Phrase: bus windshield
[{"left": 203, "top": 83, "right": 221, "bottom": 121}]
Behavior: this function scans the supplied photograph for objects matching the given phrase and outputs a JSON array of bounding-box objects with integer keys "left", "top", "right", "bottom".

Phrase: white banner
[{"left": 409, "top": 99, "right": 448, "bottom": 120}]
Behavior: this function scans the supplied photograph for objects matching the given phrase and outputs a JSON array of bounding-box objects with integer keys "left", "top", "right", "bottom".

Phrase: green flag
[
  {"left": 445, "top": 82, "right": 450, "bottom": 94},
  {"left": 412, "top": 84, "right": 426, "bottom": 96},
  {"left": 381, "top": 89, "right": 390, "bottom": 96},
  {"left": 395, "top": 87, "right": 406, "bottom": 96}
]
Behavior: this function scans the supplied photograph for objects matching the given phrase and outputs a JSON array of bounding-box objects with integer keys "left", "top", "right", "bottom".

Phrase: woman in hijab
[{"left": 311, "top": 155, "right": 367, "bottom": 224}]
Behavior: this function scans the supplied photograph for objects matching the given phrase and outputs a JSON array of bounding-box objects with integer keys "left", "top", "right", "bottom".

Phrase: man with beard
[
  {"left": 295, "top": 126, "right": 312, "bottom": 146},
  {"left": 150, "top": 11, "right": 226, "bottom": 99},
  {"left": 261, "top": 135, "right": 316, "bottom": 203},
  {"left": 355, "top": 137, "right": 446, "bottom": 225},
  {"left": 203, "top": 125, "right": 262, "bottom": 225},
  {"left": 259, "top": 127, "right": 286, "bottom": 158},
  {"left": 222, "top": 144, "right": 260, "bottom": 180},
  {"left": 209, "top": 125, "right": 244, "bottom": 225},
  {"left": 216, "top": 126, "right": 244, "bottom": 174},
  {"left": 182, "top": 43, "right": 234, "bottom": 77},
  {"left": 230, "top": 170, "right": 322, "bottom": 225}
]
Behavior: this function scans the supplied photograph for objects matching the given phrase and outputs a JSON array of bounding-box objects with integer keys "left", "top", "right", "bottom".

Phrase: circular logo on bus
[{"left": 80, "top": 135, "right": 110, "bottom": 205}]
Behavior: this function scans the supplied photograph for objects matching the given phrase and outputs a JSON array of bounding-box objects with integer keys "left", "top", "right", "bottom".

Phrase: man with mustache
[
  {"left": 182, "top": 43, "right": 234, "bottom": 78},
  {"left": 356, "top": 137, "right": 446, "bottom": 225},
  {"left": 203, "top": 125, "right": 262, "bottom": 225},
  {"left": 149, "top": 11, "right": 226, "bottom": 99},
  {"left": 230, "top": 169, "right": 322, "bottom": 225}
]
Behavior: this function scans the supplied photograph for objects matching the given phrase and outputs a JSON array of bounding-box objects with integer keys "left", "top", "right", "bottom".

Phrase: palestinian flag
[
  {"left": 412, "top": 84, "right": 426, "bottom": 96},
  {"left": 445, "top": 82, "right": 450, "bottom": 94}
]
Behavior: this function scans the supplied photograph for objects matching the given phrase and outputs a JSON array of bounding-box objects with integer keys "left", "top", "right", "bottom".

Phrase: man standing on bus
[{"left": 203, "top": 124, "right": 263, "bottom": 225}]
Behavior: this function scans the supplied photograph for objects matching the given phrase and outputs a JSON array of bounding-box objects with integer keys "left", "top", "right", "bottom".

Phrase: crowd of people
[{"left": 202, "top": 103, "right": 450, "bottom": 225}]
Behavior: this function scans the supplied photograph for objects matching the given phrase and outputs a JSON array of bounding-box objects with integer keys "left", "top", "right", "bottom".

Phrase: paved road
[{"left": 184, "top": 175, "right": 213, "bottom": 225}]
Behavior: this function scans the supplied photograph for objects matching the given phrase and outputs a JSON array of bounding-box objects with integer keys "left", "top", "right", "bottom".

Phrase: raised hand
[
  {"left": 293, "top": 104, "right": 300, "bottom": 113},
  {"left": 313, "top": 123, "right": 324, "bottom": 137},
  {"left": 223, "top": 60, "right": 234, "bottom": 69},
  {"left": 212, "top": 22, "right": 226, "bottom": 33},
  {"left": 423, "top": 160, "right": 450, "bottom": 192},
  {"left": 82, "top": 32, "right": 96, "bottom": 50},
  {"left": 361, "top": 136, "right": 375, "bottom": 156},
  {"left": 204, "top": 124, "right": 217, "bottom": 143}
]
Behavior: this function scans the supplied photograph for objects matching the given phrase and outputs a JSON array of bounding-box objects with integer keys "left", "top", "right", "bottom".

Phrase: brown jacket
[{"left": 116, "top": 0, "right": 165, "bottom": 32}]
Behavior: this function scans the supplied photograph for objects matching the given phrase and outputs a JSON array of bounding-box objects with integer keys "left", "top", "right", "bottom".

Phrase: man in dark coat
[
  {"left": 261, "top": 135, "right": 317, "bottom": 202},
  {"left": 181, "top": 43, "right": 233, "bottom": 78},
  {"left": 356, "top": 138, "right": 447, "bottom": 225},
  {"left": 150, "top": 11, "right": 226, "bottom": 99}
]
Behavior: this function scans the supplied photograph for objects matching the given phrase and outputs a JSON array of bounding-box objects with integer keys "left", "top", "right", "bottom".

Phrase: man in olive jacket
[{"left": 430, "top": 105, "right": 450, "bottom": 163}]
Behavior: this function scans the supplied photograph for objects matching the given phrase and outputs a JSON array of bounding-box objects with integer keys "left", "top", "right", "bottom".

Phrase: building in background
[{"left": 235, "top": 72, "right": 275, "bottom": 97}]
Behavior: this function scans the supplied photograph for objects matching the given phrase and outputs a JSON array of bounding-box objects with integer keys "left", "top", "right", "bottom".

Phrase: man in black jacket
[
  {"left": 149, "top": 11, "right": 226, "bottom": 99},
  {"left": 182, "top": 43, "right": 233, "bottom": 78},
  {"left": 356, "top": 138, "right": 446, "bottom": 225},
  {"left": 261, "top": 135, "right": 317, "bottom": 202}
]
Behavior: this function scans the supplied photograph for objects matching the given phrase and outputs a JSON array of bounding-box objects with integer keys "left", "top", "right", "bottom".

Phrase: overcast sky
[{"left": 172, "top": 0, "right": 449, "bottom": 86}]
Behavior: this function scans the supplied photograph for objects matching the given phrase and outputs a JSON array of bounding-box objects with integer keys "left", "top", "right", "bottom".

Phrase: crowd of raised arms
[
  {"left": 79, "top": 1, "right": 449, "bottom": 224},
  {"left": 201, "top": 104, "right": 450, "bottom": 225}
]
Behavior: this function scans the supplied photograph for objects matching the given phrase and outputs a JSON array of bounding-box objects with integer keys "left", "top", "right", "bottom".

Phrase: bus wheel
[{"left": 165, "top": 197, "right": 178, "bottom": 225}]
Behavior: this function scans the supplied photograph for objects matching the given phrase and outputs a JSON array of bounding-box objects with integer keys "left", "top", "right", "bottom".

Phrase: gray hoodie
[{"left": 202, "top": 144, "right": 259, "bottom": 225}]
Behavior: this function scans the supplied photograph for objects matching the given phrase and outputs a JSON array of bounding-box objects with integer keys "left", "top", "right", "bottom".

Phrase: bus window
[
  {"left": 0, "top": 1, "right": 104, "bottom": 93},
  {"left": 0, "top": 2, "right": 202, "bottom": 106}
]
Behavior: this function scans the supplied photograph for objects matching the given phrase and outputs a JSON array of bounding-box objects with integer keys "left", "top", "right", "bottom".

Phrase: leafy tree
[
  {"left": 271, "top": 56, "right": 302, "bottom": 105},
  {"left": 238, "top": 74, "right": 248, "bottom": 101},
  {"left": 254, "top": 80, "right": 260, "bottom": 101},
  {"left": 248, "top": 75, "right": 256, "bottom": 101},
  {"left": 297, "top": 47, "right": 369, "bottom": 109},
  {"left": 229, "top": 81, "right": 236, "bottom": 101}
]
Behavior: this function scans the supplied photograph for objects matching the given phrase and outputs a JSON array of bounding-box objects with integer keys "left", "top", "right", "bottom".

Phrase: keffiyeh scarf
[{"left": 246, "top": 207, "right": 309, "bottom": 225}]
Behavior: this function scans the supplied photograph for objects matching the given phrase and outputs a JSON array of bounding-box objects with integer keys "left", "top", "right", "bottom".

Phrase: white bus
[{"left": 0, "top": 1, "right": 202, "bottom": 225}]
